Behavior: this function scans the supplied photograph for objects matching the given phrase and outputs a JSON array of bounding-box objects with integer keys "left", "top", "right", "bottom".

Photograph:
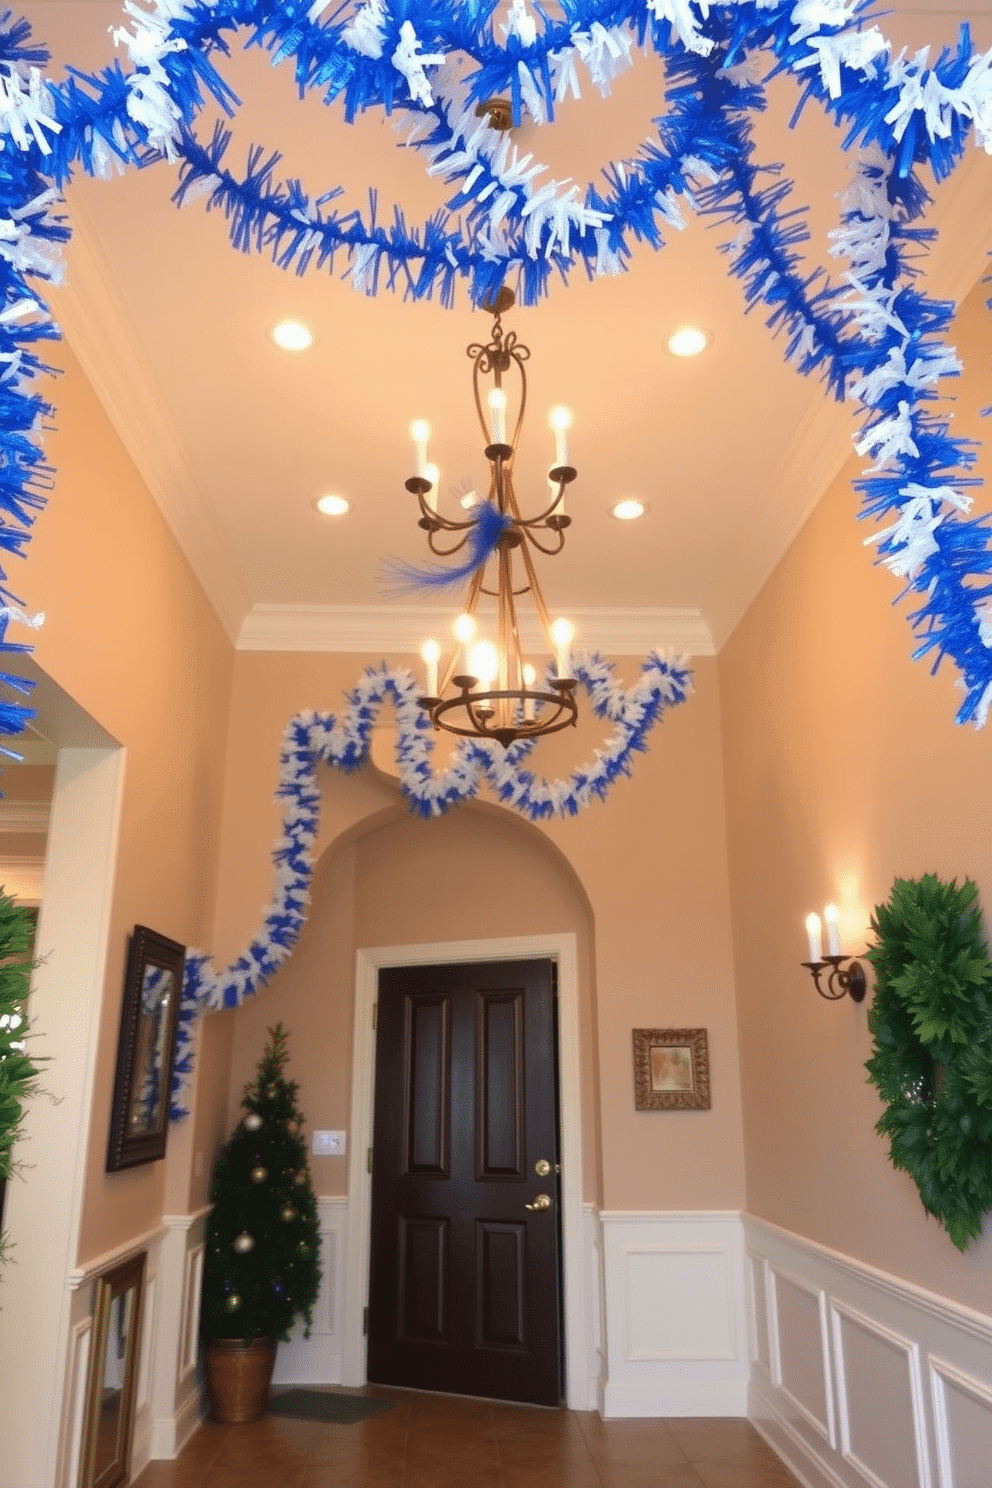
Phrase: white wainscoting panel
[
  {"left": 600, "top": 1212, "right": 748, "bottom": 1417},
  {"left": 150, "top": 1210, "right": 209, "bottom": 1460},
  {"left": 930, "top": 1357, "right": 992, "bottom": 1488},
  {"left": 274, "top": 1197, "right": 348, "bottom": 1384},
  {"left": 60, "top": 1319, "right": 91, "bottom": 1488},
  {"left": 745, "top": 1215, "right": 992, "bottom": 1488},
  {"left": 179, "top": 1243, "right": 204, "bottom": 1382},
  {"left": 832, "top": 1302, "right": 928, "bottom": 1488},
  {"left": 768, "top": 1266, "right": 834, "bottom": 1446}
]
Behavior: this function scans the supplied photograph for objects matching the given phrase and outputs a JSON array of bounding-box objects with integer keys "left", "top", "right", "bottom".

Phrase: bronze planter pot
[{"left": 205, "top": 1337, "right": 277, "bottom": 1423}]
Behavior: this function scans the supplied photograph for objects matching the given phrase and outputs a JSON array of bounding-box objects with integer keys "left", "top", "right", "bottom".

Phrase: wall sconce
[{"left": 802, "top": 905, "right": 867, "bottom": 1002}]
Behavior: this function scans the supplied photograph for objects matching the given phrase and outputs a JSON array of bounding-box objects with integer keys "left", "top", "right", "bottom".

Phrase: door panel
[{"left": 367, "top": 959, "right": 561, "bottom": 1405}]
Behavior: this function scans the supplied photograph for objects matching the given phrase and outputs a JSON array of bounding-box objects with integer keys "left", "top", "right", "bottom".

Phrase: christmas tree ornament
[
  {"left": 233, "top": 1232, "right": 255, "bottom": 1254},
  {"left": 224, "top": 1293, "right": 242, "bottom": 1313},
  {"left": 250, "top": 1166, "right": 268, "bottom": 1184},
  {"left": 293, "top": 1171, "right": 307, "bottom": 1186},
  {"left": 297, "top": 1242, "right": 310, "bottom": 1258},
  {"left": 266, "top": 1084, "right": 278, "bottom": 1098},
  {"left": 244, "top": 1113, "right": 263, "bottom": 1131},
  {"left": 280, "top": 1205, "right": 296, "bottom": 1223}
]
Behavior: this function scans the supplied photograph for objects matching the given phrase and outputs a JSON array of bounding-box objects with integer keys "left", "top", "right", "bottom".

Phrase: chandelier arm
[
  {"left": 417, "top": 503, "right": 475, "bottom": 532},
  {"left": 478, "top": 582, "right": 532, "bottom": 597},
  {"left": 427, "top": 530, "right": 473, "bottom": 558},
  {"left": 472, "top": 347, "right": 494, "bottom": 446},
  {"left": 428, "top": 685, "right": 578, "bottom": 747},
  {"left": 521, "top": 526, "right": 567, "bottom": 558},
  {"left": 509, "top": 347, "right": 528, "bottom": 456},
  {"left": 514, "top": 473, "right": 575, "bottom": 530},
  {"left": 408, "top": 478, "right": 476, "bottom": 531}
]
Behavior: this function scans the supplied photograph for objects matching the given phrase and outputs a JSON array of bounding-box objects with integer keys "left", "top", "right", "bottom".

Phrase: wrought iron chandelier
[{"left": 406, "top": 288, "right": 580, "bottom": 749}]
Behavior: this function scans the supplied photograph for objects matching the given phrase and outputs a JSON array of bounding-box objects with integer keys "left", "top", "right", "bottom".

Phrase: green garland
[
  {"left": 865, "top": 875, "right": 992, "bottom": 1251},
  {"left": 0, "top": 893, "right": 44, "bottom": 1268}
]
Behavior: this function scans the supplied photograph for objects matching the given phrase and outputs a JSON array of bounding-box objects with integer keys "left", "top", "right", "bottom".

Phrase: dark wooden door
[{"left": 367, "top": 959, "right": 562, "bottom": 1406}]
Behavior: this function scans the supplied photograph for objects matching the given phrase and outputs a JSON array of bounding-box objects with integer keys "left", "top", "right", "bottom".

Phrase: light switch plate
[{"left": 312, "top": 1129, "right": 346, "bottom": 1156}]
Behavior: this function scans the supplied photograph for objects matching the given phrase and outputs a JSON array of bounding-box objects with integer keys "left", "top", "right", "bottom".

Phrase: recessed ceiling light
[
  {"left": 272, "top": 319, "right": 313, "bottom": 352},
  {"left": 667, "top": 325, "right": 710, "bottom": 358},
  {"left": 315, "top": 494, "right": 350, "bottom": 516},
  {"left": 611, "top": 498, "right": 647, "bottom": 521}
]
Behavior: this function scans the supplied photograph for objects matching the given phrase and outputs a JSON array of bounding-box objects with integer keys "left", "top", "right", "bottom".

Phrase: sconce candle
[
  {"left": 802, "top": 906, "right": 867, "bottom": 1002},
  {"left": 824, "top": 903, "right": 842, "bottom": 956}
]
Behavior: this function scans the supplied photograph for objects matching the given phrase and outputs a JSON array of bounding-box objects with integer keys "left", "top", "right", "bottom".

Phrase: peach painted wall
[
  {"left": 19, "top": 340, "right": 234, "bottom": 1259},
  {"left": 209, "top": 650, "right": 745, "bottom": 1213},
  {"left": 719, "top": 276, "right": 992, "bottom": 1313}
]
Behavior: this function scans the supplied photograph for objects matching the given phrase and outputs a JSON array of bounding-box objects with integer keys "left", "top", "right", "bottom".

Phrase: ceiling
[{"left": 21, "top": 1, "right": 992, "bottom": 657}]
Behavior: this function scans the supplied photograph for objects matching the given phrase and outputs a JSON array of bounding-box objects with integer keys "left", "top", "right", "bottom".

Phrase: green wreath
[{"left": 865, "top": 875, "right": 992, "bottom": 1251}]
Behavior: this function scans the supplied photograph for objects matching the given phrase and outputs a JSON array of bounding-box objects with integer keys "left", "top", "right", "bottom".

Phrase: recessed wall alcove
[{"left": 223, "top": 795, "right": 600, "bottom": 1202}]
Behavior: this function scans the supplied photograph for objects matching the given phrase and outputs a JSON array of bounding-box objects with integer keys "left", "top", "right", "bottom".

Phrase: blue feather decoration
[{"left": 380, "top": 501, "right": 513, "bottom": 596}]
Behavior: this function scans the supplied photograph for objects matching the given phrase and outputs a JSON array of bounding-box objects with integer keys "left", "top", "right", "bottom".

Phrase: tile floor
[{"left": 132, "top": 1387, "right": 802, "bottom": 1487}]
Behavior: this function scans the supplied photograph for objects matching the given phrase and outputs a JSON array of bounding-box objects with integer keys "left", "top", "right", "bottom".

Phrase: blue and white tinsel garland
[
  {"left": 0, "top": 0, "right": 991, "bottom": 1094},
  {"left": 0, "top": 0, "right": 990, "bottom": 744},
  {"left": 171, "top": 652, "right": 692, "bottom": 1114}
]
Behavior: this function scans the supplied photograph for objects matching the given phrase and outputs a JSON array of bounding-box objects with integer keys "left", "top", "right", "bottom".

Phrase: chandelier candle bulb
[
  {"left": 488, "top": 387, "right": 507, "bottom": 445},
  {"left": 551, "top": 618, "right": 575, "bottom": 679},
  {"left": 805, "top": 912, "right": 823, "bottom": 963},
  {"left": 523, "top": 663, "right": 537, "bottom": 721},
  {"left": 423, "top": 463, "right": 440, "bottom": 514},
  {"left": 549, "top": 471, "right": 565, "bottom": 517},
  {"left": 824, "top": 903, "right": 842, "bottom": 956},
  {"left": 453, "top": 613, "right": 477, "bottom": 675},
  {"left": 550, "top": 406, "right": 572, "bottom": 468},
  {"left": 470, "top": 640, "right": 499, "bottom": 686},
  {"left": 421, "top": 638, "right": 441, "bottom": 697},
  {"left": 410, "top": 419, "right": 431, "bottom": 477}
]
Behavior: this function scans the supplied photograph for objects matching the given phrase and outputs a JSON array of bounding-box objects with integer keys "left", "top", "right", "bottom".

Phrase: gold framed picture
[{"left": 633, "top": 1028, "right": 710, "bottom": 1111}]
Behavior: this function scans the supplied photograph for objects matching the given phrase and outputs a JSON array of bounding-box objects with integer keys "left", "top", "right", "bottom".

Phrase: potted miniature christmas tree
[{"left": 201, "top": 1023, "right": 321, "bottom": 1421}]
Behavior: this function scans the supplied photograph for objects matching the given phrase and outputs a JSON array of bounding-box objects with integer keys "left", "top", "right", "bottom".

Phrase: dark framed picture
[
  {"left": 106, "top": 926, "right": 185, "bottom": 1171},
  {"left": 633, "top": 1028, "right": 710, "bottom": 1111}
]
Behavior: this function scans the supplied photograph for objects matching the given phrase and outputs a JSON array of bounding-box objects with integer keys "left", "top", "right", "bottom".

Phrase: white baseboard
[
  {"left": 744, "top": 1214, "right": 992, "bottom": 1488},
  {"left": 599, "top": 1211, "right": 749, "bottom": 1419},
  {"left": 604, "top": 1378, "right": 749, "bottom": 1417},
  {"left": 149, "top": 1386, "right": 204, "bottom": 1461}
]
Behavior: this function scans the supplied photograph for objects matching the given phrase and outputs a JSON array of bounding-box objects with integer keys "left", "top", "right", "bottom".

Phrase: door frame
[{"left": 342, "top": 933, "right": 588, "bottom": 1409}]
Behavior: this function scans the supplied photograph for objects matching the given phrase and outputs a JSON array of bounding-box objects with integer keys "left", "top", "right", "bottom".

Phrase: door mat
[{"left": 267, "top": 1389, "right": 397, "bottom": 1424}]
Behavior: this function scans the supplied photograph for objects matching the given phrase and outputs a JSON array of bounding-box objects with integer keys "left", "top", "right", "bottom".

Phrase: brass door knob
[
  {"left": 525, "top": 1193, "right": 552, "bottom": 1211},
  {"left": 534, "top": 1158, "right": 560, "bottom": 1177}
]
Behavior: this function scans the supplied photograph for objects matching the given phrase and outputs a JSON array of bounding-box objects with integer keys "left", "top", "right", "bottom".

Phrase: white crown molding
[
  {"left": 51, "top": 199, "right": 249, "bottom": 644},
  {"left": 0, "top": 803, "right": 50, "bottom": 834},
  {"left": 236, "top": 603, "right": 716, "bottom": 656}
]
